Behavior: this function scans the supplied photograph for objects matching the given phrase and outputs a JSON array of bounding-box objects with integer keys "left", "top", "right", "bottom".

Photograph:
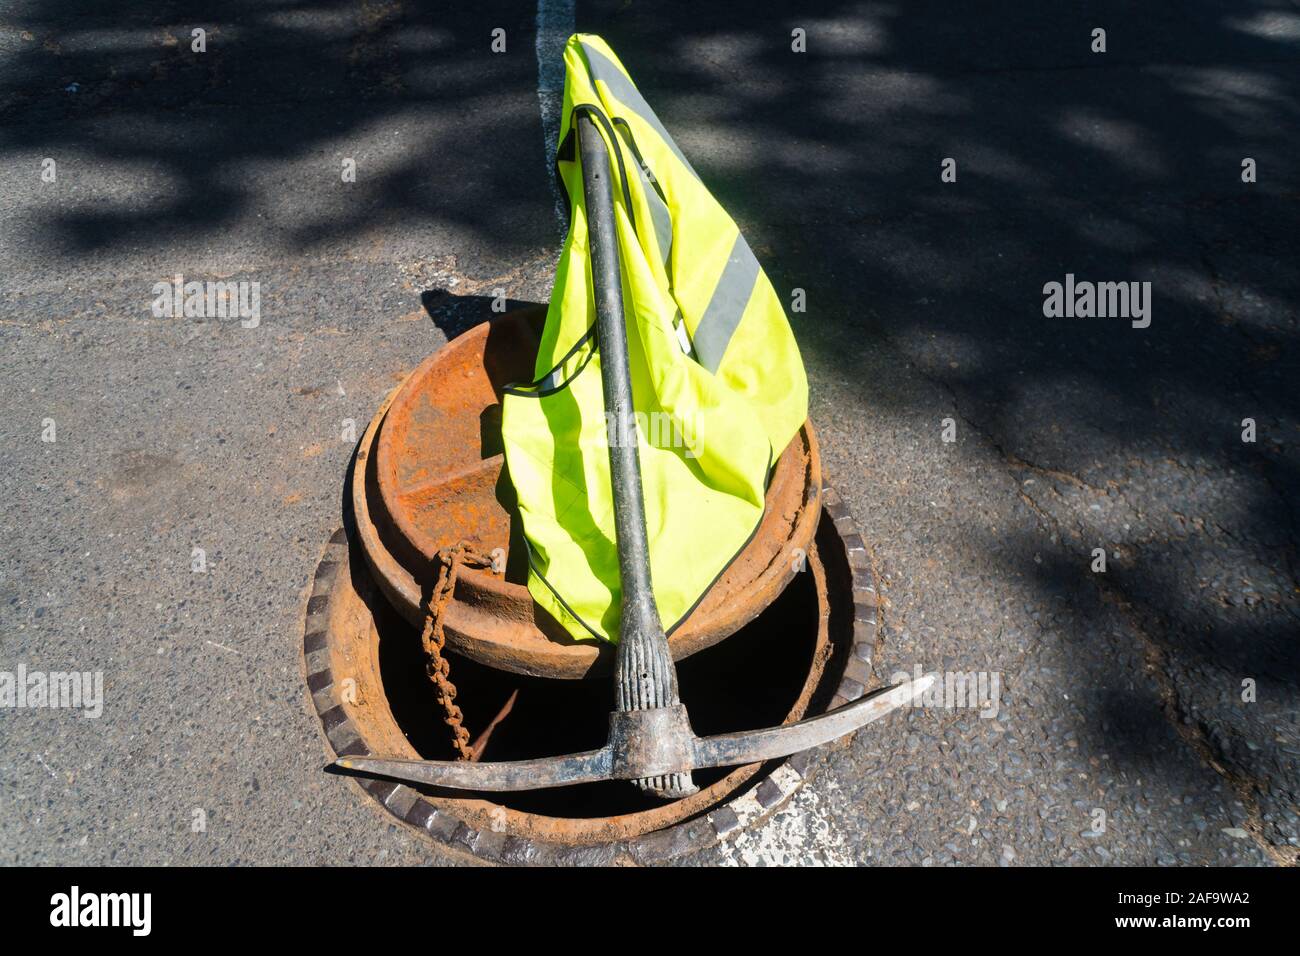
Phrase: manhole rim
[{"left": 302, "top": 486, "right": 881, "bottom": 865}]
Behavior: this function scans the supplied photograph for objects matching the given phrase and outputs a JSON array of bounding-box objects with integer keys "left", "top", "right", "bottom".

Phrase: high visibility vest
[{"left": 500, "top": 34, "right": 808, "bottom": 643}]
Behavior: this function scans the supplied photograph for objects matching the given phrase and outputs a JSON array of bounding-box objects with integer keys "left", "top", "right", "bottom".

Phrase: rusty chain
[{"left": 421, "top": 541, "right": 496, "bottom": 761}]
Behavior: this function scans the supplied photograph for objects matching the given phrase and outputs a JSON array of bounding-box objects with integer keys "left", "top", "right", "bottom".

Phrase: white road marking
[
  {"left": 535, "top": 0, "right": 575, "bottom": 235},
  {"left": 720, "top": 769, "right": 855, "bottom": 867}
]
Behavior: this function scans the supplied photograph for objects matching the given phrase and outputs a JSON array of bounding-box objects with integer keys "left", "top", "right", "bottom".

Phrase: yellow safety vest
[{"left": 500, "top": 34, "right": 808, "bottom": 643}]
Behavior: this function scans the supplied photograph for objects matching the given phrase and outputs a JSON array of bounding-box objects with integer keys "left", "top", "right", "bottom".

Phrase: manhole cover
[{"left": 350, "top": 307, "right": 824, "bottom": 679}]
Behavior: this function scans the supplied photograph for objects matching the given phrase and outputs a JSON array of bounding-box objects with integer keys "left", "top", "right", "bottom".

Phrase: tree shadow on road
[
  {"left": 581, "top": 0, "right": 1300, "bottom": 854},
  {"left": 3, "top": 0, "right": 1297, "bottom": 856},
  {"left": 0, "top": 0, "right": 554, "bottom": 262}
]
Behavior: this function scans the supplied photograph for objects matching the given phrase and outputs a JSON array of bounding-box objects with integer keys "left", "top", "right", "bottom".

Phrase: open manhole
[{"left": 301, "top": 486, "right": 882, "bottom": 865}]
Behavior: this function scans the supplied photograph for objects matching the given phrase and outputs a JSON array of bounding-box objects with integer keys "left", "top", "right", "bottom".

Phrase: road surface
[{"left": 1, "top": 0, "right": 1296, "bottom": 865}]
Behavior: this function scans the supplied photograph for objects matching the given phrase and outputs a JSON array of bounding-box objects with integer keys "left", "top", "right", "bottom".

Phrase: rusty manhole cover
[
  {"left": 301, "top": 487, "right": 882, "bottom": 864},
  {"left": 351, "top": 307, "right": 823, "bottom": 679}
]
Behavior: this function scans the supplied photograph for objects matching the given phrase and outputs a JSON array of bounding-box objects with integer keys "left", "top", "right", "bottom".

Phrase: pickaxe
[{"left": 336, "top": 114, "right": 933, "bottom": 799}]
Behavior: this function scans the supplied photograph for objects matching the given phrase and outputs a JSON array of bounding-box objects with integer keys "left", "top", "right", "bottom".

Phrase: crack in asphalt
[
  {"left": 946, "top": 382, "right": 1300, "bottom": 868},
  {"left": 905, "top": 350, "right": 1295, "bottom": 865}
]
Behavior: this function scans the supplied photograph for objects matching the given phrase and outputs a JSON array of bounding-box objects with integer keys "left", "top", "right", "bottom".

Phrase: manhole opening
[
  {"left": 307, "top": 494, "right": 871, "bottom": 859},
  {"left": 374, "top": 563, "right": 830, "bottom": 819}
]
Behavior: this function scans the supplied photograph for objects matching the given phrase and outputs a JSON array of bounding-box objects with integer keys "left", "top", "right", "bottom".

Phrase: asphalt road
[{"left": 1, "top": 1, "right": 1296, "bottom": 866}]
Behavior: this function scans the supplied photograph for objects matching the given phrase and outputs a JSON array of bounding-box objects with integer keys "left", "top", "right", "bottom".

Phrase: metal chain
[{"left": 421, "top": 541, "right": 495, "bottom": 762}]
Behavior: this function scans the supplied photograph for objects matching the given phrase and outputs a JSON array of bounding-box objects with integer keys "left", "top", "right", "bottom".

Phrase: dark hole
[{"left": 375, "top": 567, "right": 825, "bottom": 818}]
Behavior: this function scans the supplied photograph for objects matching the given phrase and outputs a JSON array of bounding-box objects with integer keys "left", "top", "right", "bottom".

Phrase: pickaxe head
[{"left": 334, "top": 674, "right": 934, "bottom": 793}]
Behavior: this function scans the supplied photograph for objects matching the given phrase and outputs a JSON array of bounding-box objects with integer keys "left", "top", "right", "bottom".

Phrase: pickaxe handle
[{"left": 577, "top": 111, "right": 696, "bottom": 799}]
